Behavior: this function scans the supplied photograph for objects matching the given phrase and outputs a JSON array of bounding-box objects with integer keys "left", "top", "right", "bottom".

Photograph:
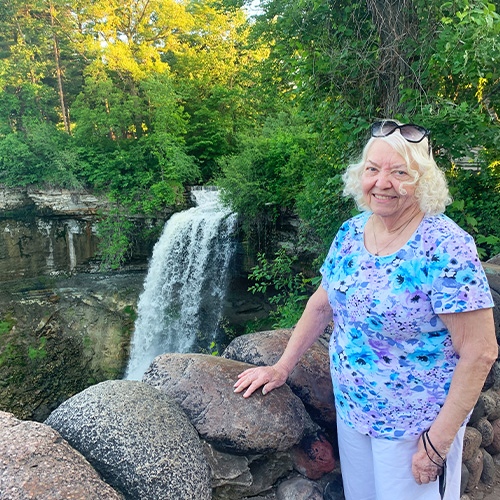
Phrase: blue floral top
[{"left": 320, "top": 212, "right": 494, "bottom": 440}]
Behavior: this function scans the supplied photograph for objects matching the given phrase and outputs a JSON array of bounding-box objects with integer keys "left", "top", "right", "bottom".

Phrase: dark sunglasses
[{"left": 371, "top": 120, "right": 431, "bottom": 154}]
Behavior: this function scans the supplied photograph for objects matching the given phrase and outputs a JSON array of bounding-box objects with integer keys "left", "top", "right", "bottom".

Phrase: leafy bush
[
  {"left": 446, "top": 160, "right": 500, "bottom": 259},
  {"left": 248, "top": 249, "right": 319, "bottom": 329},
  {"left": 0, "top": 120, "right": 84, "bottom": 188},
  {"left": 96, "top": 207, "right": 135, "bottom": 270}
]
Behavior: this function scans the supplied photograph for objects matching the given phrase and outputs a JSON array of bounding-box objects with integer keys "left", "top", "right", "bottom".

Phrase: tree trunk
[
  {"left": 50, "top": 1, "right": 70, "bottom": 134},
  {"left": 366, "top": 0, "right": 418, "bottom": 117}
]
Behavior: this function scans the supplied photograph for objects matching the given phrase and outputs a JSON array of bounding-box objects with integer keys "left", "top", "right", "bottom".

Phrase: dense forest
[{"left": 0, "top": 0, "right": 499, "bottom": 275}]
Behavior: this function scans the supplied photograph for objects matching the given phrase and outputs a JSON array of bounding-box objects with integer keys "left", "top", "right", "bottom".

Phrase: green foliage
[
  {"left": 0, "top": 342, "right": 23, "bottom": 370},
  {"left": 248, "top": 249, "right": 317, "bottom": 328},
  {"left": 226, "top": 0, "right": 500, "bottom": 260},
  {"left": 122, "top": 305, "right": 137, "bottom": 322},
  {"left": 209, "top": 341, "right": 219, "bottom": 356},
  {"left": 0, "top": 0, "right": 498, "bottom": 264},
  {"left": 445, "top": 160, "right": 500, "bottom": 259},
  {"left": 0, "top": 120, "right": 84, "bottom": 188},
  {"left": 96, "top": 207, "right": 134, "bottom": 270},
  {"left": 218, "top": 112, "right": 320, "bottom": 229},
  {"left": 27, "top": 337, "right": 47, "bottom": 361},
  {"left": 0, "top": 314, "right": 19, "bottom": 369},
  {"left": 0, "top": 322, "right": 11, "bottom": 335},
  {"left": 0, "top": 315, "right": 15, "bottom": 336}
]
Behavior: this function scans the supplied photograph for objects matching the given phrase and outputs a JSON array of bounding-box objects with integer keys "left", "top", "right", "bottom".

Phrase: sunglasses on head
[{"left": 371, "top": 120, "right": 431, "bottom": 154}]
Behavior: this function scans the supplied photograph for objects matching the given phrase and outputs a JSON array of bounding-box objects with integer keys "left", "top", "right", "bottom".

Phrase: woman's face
[{"left": 361, "top": 139, "right": 420, "bottom": 219}]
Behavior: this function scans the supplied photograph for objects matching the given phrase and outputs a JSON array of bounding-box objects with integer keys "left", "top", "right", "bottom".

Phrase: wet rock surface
[{"left": 0, "top": 272, "right": 144, "bottom": 421}]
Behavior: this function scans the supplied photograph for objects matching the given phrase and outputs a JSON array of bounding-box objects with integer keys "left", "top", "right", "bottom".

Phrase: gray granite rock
[
  {"left": 276, "top": 477, "right": 323, "bottom": 500},
  {"left": 45, "top": 380, "right": 210, "bottom": 500}
]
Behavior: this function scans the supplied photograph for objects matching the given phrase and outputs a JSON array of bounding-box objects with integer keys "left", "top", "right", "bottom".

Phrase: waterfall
[{"left": 125, "top": 188, "right": 237, "bottom": 380}]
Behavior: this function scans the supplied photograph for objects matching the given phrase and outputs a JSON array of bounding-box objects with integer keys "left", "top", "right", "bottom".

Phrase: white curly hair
[{"left": 342, "top": 124, "right": 451, "bottom": 215}]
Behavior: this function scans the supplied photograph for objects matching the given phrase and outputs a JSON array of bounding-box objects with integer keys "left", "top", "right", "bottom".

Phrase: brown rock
[
  {"left": 143, "top": 353, "right": 315, "bottom": 454},
  {"left": 462, "top": 426, "right": 483, "bottom": 461},
  {"left": 464, "top": 450, "right": 484, "bottom": 493},
  {"left": 481, "top": 392, "right": 497, "bottom": 418},
  {"left": 460, "top": 464, "right": 470, "bottom": 497},
  {"left": 484, "top": 388, "right": 500, "bottom": 421},
  {"left": 480, "top": 448, "right": 495, "bottom": 486},
  {"left": 473, "top": 417, "right": 494, "bottom": 448},
  {"left": 222, "top": 329, "right": 336, "bottom": 430},
  {"left": 485, "top": 418, "right": 500, "bottom": 455},
  {"left": 292, "top": 431, "right": 336, "bottom": 480},
  {"left": 464, "top": 448, "right": 484, "bottom": 492},
  {"left": 0, "top": 411, "right": 123, "bottom": 500},
  {"left": 469, "top": 395, "right": 486, "bottom": 425}
]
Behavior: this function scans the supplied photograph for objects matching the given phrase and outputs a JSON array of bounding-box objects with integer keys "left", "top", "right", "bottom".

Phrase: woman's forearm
[
  {"left": 234, "top": 286, "right": 333, "bottom": 398},
  {"left": 428, "top": 308, "right": 497, "bottom": 453},
  {"left": 274, "top": 286, "right": 333, "bottom": 376}
]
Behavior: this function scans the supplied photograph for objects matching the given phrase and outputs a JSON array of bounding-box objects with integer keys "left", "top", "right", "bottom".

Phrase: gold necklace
[{"left": 371, "top": 211, "right": 421, "bottom": 256}]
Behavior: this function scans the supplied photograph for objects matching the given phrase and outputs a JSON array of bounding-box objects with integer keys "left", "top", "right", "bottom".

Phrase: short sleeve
[
  {"left": 428, "top": 230, "right": 493, "bottom": 314},
  {"left": 320, "top": 220, "right": 352, "bottom": 292},
  {"left": 320, "top": 241, "right": 337, "bottom": 292}
]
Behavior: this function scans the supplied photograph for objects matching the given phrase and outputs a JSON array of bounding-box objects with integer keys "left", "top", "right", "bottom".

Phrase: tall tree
[
  {"left": 220, "top": 0, "right": 499, "bottom": 256},
  {"left": 366, "top": 0, "right": 420, "bottom": 115},
  {"left": 48, "top": 0, "right": 70, "bottom": 133}
]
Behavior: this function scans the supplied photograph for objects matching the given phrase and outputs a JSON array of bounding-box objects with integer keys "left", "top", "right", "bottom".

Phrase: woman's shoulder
[
  {"left": 339, "top": 211, "right": 369, "bottom": 231},
  {"left": 326, "top": 212, "right": 368, "bottom": 257},
  {"left": 421, "top": 213, "right": 473, "bottom": 241},
  {"left": 419, "top": 213, "right": 478, "bottom": 257}
]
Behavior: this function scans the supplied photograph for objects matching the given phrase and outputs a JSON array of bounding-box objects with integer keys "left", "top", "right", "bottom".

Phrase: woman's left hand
[{"left": 411, "top": 433, "right": 446, "bottom": 484}]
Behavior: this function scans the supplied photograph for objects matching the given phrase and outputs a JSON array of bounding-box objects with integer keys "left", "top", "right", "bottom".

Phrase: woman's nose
[{"left": 375, "top": 172, "right": 392, "bottom": 188}]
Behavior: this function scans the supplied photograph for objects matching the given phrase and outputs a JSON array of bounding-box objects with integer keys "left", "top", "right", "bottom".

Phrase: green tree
[
  {"left": 174, "top": 0, "right": 264, "bottom": 181},
  {"left": 221, "top": 0, "right": 499, "bottom": 258}
]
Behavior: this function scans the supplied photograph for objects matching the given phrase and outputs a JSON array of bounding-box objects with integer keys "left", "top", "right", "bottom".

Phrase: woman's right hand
[{"left": 233, "top": 364, "right": 289, "bottom": 398}]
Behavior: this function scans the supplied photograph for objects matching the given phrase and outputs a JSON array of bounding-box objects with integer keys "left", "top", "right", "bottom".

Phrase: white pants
[{"left": 337, "top": 418, "right": 465, "bottom": 500}]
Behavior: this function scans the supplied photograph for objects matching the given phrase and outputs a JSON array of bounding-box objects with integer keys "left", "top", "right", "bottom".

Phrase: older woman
[{"left": 234, "top": 120, "right": 497, "bottom": 500}]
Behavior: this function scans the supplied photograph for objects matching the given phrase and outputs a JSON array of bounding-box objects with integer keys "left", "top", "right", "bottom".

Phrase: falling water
[{"left": 125, "top": 188, "right": 238, "bottom": 380}]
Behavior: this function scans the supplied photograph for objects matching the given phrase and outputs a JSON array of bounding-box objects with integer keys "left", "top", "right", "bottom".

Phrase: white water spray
[{"left": 125, "top": 188, "right": 237, "bottom": 380}]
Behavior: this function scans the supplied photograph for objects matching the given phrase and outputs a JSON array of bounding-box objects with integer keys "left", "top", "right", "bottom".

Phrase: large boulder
[
  {"left": 0, "top": 411, "right": 122, "bottom": 500},
  {"left": 45, "top": 380, "right": 211, "bottom": 500},
  {"left": 142, "top": 353, "right": 315, "bottom": 454},
  {"left": 222, "top": 329, "right": 336, "bottom": 430}
]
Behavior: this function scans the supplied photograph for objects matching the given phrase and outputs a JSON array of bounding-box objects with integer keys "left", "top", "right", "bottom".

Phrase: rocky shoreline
[{"left": 2, "top": 295, "right": 500, "bottom": 500}]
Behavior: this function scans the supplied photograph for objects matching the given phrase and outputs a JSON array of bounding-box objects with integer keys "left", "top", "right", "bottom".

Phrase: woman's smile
[{"left": 361, "top": 140, "right": 420, "bottom": 223}]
